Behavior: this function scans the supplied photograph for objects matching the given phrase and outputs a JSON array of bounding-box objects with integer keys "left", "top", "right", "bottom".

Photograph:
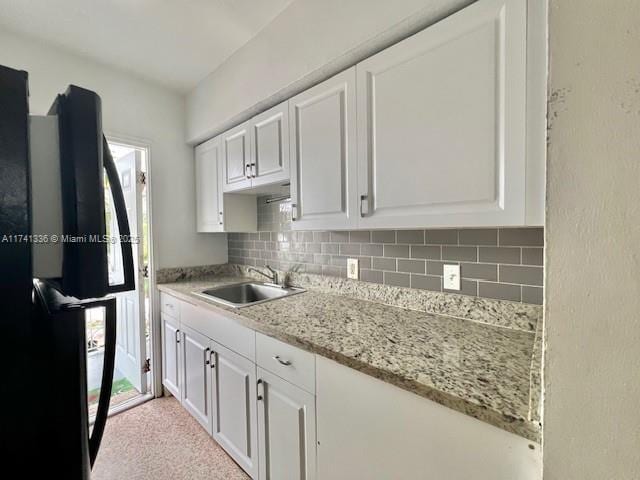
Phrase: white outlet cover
[
  {"left": 443, "top": 264, "right": 461, "bottom": 290},
  {"left": 347, "top": 258, "right": 359, "bottom": 280}
]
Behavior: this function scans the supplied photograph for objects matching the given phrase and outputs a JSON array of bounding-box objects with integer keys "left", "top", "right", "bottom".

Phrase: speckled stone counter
[{"left": 158, "top": 274, "right": 541, "bottom": 442}]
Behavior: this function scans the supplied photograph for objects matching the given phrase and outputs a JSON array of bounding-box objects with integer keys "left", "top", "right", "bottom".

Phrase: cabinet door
[
  {"left": 357, "top": 0, "right": 527, "bottom": 228},
  {"left": 180, "top": 325, "right": 211, "bottom": 431},
  {"left": 161, "top": 313, "right": 181, "bottom": 398},
  {"left": 210, "top": 341, "right": 259, "bottom": 478},
  {"left": 195, "top": 137, "right": 223, "bottom": 232},
  {"left": 316, "top": 356, "right": 541, "bottom": 480},
  {"left": 257, "top": 368, "right": 316, "bottom": 480},
  {"left": 250, "top": 101, "right": 290, "bottom": 188},
  {"left": 222, "top": 121, "right": 253, "bottom": 192},
  {"left": 289, "top": 67, "right": 358, "bottom": 230}
]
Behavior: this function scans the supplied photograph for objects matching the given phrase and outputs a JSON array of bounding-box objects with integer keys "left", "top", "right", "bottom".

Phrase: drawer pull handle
[{"left": 273, "top": 355, "right": 292, "bottom": 366}]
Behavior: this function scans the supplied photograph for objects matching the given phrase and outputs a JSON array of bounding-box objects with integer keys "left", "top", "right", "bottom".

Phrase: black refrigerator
[{"left": 0, "top": 64, "right": 135, "bottom": 476}]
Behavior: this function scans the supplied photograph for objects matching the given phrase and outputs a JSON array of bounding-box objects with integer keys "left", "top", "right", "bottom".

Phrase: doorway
[{"left": 87, "top": 139, "right": 154, "bottom": 417}]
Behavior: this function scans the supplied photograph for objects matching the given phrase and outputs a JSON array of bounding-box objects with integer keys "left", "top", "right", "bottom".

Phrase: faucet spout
[{"left": 248, "top": 265, "right": 281, "bottom": 287}]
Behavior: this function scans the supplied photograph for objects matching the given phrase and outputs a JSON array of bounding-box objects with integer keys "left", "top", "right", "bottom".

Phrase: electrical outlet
[
  {"left": 443, "top": 264, "right": 460, "bottom": 290},
  {"left": 347, "top": 258, "right": 359, "bottom": 280}
]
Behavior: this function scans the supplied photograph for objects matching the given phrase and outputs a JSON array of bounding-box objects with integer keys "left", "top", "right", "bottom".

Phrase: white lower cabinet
[
  {"left": 161, "top": 294, "right": 540, "bottom": 480},
  {"left": 161, "top": 313, "right": 181, "bottom": 399},
  {"left": 210, "top": 341, "right": 259, "bottom": 478},
  {"left": 256, "top": 368, "right": 317, "bottom": 480},
  {"left": 315, "top": 356, "right": 541, "bottom": 480},
  {"left": 180, "top": 325, "right": 212, "bottom": 432},
  {"left": 162, "top": 295, "right": 261, "bottom": 479}
]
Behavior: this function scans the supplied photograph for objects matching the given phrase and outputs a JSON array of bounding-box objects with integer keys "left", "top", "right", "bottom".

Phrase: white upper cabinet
[
  {"left": 357, "top": 0, "right": 534, "bottom": 228},
  {"left": 194, "top": 0, "right": 543, "bottom": 230},
  {"left": 195, "top": 137, "right": 257, "bottom": 233},
  {"left": 222, "top": 121, "right": 253, "bottom": 192},
  {"left": 289, "top": 67, "right": 359, "bottom": 230},
  {"left": 222, "top": 102, "right": 291, "bottom": 193},
  {"left": 195, "top": 137, "right": 223, "bottom": 232},
  {"left": 250, "top": 101, "right": 290, "bottom": 188}
]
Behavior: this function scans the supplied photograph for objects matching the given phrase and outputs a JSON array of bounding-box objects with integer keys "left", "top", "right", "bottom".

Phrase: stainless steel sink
[{"left": 192, "top": 282, "right": 305, "bottom": 308}]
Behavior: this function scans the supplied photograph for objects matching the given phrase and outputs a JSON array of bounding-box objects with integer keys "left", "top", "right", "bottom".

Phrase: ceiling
[{"left": 0, "top": 0, "right": 294, "bottom": 92}]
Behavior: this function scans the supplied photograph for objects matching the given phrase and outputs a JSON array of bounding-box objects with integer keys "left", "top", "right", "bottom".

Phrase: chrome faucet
[{"left": 248, "top": 265, "right": 282, "bottom": 287}]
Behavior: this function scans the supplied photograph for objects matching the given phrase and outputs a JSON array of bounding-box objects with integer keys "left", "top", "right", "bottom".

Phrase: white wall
[
  {"left": 0, "top": 29, "right": 227, "bottom": 269},
  {"left": 186, "top": 0, "right": 472, "bottom": 144},
  {"left": 544, "top": 1, "right": 640, "bottom": 479}
]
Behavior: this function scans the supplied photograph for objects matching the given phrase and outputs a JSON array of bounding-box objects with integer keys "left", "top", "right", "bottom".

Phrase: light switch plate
[
  {"left": 443, "top": 264, "right": 460, "bottom": 290},
  {"left": 347, "top": 258, "right": 359, "bottom": 280}
]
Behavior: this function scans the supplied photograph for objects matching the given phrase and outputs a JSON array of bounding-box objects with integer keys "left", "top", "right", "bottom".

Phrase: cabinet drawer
[
  {"left": 256, "top": 333, "right": 315, "bottom": 393},
  {"left": 160, "top": 292, "right": 180, "bottom": 319},
  {"left": 181, "top": 300, "right": 255, "bottom": 361}
]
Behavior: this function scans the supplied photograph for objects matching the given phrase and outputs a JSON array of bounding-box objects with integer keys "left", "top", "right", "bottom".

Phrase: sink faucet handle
[{"left": 265, "top": 265, "right": 279, "bottom": 286}]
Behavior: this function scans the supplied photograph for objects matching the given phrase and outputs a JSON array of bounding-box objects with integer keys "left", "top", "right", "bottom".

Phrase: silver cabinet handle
[
  {"left": 204, "top": 347, "right": 210, "bottom": 365},
  {"left": 273, "top": 355, "right": 292, "bottom": 366},
  {"left": 245, "top": 163, "right": 251, "bottom": 179},
  {"left": 165, "top": 303, "right": 174, "bottom": 310},
  {"left": 257, "top": 378, "right": 263, "bottom": 401},
  {"left": 360, "top": 194, "right": 369, "bottom": 217},
  {"left": 209, "top": 350, "right": 216, "bottom": 369},
  {"left": 175, "top": 329, "right": 180, "bottom": 343},
  {"left": 250, "top": 162, "right": 256, "bottom": 178},
  {"left": 291, "top": 203, "right": 297, "bottom": 221},
  {"left": 218, "top": 211, "right": 223, "bottom": 225}
]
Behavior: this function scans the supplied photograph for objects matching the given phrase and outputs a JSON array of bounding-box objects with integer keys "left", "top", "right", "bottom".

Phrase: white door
[
  {"left": 210, "top": 341, "right": 259, "bottom": 478},
  {"left": 257, "top": 368, "right": 316, "bottom": 480},
  {"left": 222, "top": 121, "right": 253, "bottom": 192},
  {"left": 195, "top": 137, "right": 223, "bottom": 232},
  {"left": 289, "top": 67, "right": 359, "bottom": 230},
  {"left": 111, "top": 150, "right": 146, "bottom": 393},
  {"left": 356, "top": 0, "right": 527, "bottom": 228},
  {"left": 161, "top": 313, "right": 181, "bottom": 398},
  {"left": 180, "top": 325, "right": 212, "bottom": 431},
  {"left": 250, "top": 101, "right": 290, "bottom": 188}
]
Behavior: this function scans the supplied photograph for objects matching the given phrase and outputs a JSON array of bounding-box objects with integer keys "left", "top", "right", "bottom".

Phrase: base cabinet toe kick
[{"left": 159, "top": 292, "right": 541, "bottom": 480}]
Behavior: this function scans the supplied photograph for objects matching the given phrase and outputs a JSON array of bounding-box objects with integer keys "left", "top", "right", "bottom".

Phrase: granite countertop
[{"left": 158, "top": 274, "right": 541, "bottom": 442}]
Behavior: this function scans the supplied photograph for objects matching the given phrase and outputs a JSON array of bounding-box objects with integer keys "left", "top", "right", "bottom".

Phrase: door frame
[{"left": 105, "top": 132, "right": 160, "bottom": 399}]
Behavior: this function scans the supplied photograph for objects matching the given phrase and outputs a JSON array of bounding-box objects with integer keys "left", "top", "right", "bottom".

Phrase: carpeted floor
[{"left": 93, "top": 396, "right": 250, "bottom": 480}]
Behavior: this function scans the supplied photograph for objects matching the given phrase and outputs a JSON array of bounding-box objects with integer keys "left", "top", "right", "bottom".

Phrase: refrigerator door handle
[
  {"left": 102, "top": 136, "right": 135, "bottom": 294},
  {"left": 87, "top": 296, "right": 117, "bottom": 467}
]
